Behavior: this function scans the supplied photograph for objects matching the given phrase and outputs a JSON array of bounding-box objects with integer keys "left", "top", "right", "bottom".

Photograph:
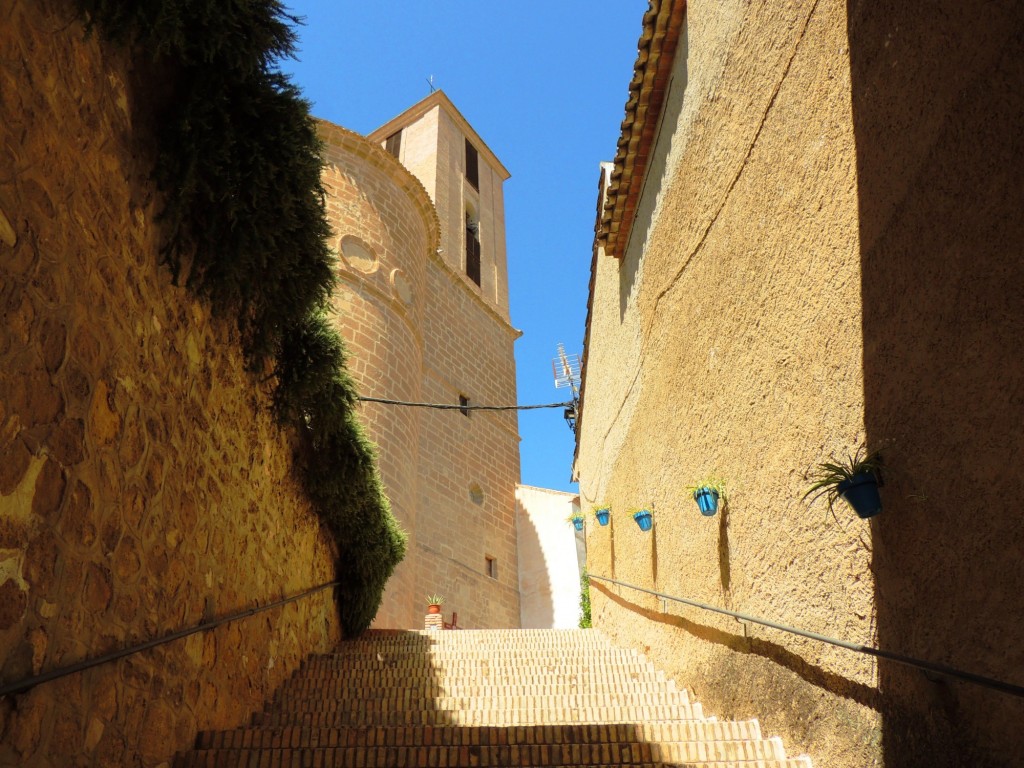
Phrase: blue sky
[{"left": 279, "top": 2, "right": 645, "bottom": 492}]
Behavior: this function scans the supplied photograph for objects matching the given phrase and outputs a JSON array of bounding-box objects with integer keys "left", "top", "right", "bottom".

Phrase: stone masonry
[
  {"left": 321, "top": 92, "right": 523, "bottom": 631},
  {"left": 0, "top": 2, "right": 341, "bottom": 765}
]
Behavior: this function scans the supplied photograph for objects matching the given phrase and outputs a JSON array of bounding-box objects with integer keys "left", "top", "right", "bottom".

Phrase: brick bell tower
[{"left": 319, "top": 91, "right": 522, "bottom": 629}]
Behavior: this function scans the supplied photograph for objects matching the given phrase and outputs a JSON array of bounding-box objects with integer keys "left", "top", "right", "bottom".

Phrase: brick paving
[{"left": 175, "top": 629, "right": 812, "bottom": 767}]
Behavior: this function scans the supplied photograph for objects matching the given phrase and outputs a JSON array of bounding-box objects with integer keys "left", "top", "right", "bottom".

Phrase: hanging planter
[
  {"left": 804, "top": 446, "right": 883, "bottom": 520},
  {"left": 687, "top": 479, "right": 727, "bottom": 517},
  {"left": 836, "top": 473, "right": 883, "bottom": 519},
  {"left": 632, "top": 509, "right": 653, "bottom": 532},
  {"left": 569, "top": 514, "right": 585, "bottom": 531},
  {"left": 694, "top": 488, "right": 719, "bottom": 515},
  {"left": 594, "top": 507, "right": 611, "bottom": 526}
]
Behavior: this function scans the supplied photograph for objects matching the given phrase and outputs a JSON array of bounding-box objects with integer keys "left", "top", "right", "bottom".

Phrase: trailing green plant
[
  {"left": 76, "top": 0, "right": 404, "bottom": 635},
  {"left": 803, "top": 446, "right": 883, "bottom": 521},
  {"left": 686, "top": 477, "right": 728, "bottom": 502},
  {"left": 77, "top": 0, "right": 298, "bottom": 73},
  {"left": 578, "top": 568, "right": 592, "bottom": 629}
]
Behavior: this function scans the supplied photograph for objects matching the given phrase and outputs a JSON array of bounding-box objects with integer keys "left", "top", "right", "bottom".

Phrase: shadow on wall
[
  {"left": 848, "top": 1, "right": 1024, "bottom": 765},
  {"left": 590, "top": 581, "right": 881, "bottom": 711},
  {"left": 718, "top": 501, "right": 731, "bottom": 595},
  {"left": 515, "top": 498, "right": 556, "bottom": 629}
]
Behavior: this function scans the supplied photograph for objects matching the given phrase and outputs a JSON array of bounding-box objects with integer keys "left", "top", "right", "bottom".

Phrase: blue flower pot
[
  {"left": 693, "top": 487, "right": 720, "bottom": 516},
  {"left": 571, "top": 516, "right": 585, "bottom": 531},
  {"left": 837, "top": 473, "right": 882, "bottom": 519},
  {"left": 633, "top": 510, "right": 653, "bottom": 531},
  {"left": 595, "top": 508, "right": 610, "bottom": 526}
]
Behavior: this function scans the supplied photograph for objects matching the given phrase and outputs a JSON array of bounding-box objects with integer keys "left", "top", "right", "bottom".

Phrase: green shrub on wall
[
  {"left": 77, "top": 0, "right": 405, "bottom": 635},
  {"left": 579, "top": 568, "right": 592, "bottom": 629}
]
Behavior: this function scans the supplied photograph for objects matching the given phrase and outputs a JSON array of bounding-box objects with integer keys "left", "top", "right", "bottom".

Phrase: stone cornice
[
  {"left": 316, "top": 118, "right": 442, "bottom": 259},
  {"left": 367, "top": 90, "right": 511, "bottom": 181},
  {"left": 427, "top": 247, "right": 523, "bottom": 340}
]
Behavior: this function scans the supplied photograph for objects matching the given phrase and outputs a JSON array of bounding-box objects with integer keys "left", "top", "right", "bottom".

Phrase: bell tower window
[{"left": 465, "top": 212, "right": 481, "bottom": 287}]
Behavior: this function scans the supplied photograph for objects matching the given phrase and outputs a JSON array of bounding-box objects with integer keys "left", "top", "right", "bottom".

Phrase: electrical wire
[{"left": 357, "top": 396, "right": 574, "bottom": 412}]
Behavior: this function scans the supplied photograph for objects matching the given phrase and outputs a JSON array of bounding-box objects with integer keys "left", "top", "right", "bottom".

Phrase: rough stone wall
[
  {"left": 0, "top": 2, "right": 341, "bottom": 765},
  {"left": 318, "top": 123, "right": 435, "bottom": 629},
  {"left": 577, "top": 1, "right": 1024, "bottom": 766}
]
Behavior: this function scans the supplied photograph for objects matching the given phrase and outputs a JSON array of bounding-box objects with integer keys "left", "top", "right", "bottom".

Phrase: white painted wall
[{"left": 515, "top": 485, "right": 583, "bottom": 629}]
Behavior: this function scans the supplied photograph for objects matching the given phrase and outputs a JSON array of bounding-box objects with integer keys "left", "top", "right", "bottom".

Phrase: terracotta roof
[{"left": 597, "top": 0, "right": 686, "bottom": 259}]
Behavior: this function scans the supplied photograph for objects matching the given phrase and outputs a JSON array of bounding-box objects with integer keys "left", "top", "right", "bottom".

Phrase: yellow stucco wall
[{"left": 577, "top": 1, "right": 1024, "bottom": 766}]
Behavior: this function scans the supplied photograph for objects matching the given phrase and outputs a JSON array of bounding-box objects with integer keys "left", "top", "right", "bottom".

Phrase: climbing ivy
[
  {"left": 77, "top": 0, "right": 405, "bottom": 635},
  {"left": 579, "top": 568, "right": 592, "bottom": 629}
]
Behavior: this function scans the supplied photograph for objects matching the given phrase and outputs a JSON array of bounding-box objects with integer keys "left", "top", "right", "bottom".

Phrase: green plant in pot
[
  {"left": 425, "top": 594, "right": 445, "bottom": 614},
  {"left": 686, "top": 478, "right": 727, "bottom": 516},
  {"left": 593, "top": 505, "right": 611, "bottom": 526},
  {"left": 803, "top": 447, "right": 883, "bottom": 520},
  {"left": 565, "top": 511, "right": 586, "bottom": 531}
]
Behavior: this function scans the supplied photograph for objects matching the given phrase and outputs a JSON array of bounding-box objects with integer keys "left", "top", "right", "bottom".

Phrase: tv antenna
[
  {"left": 552, "top": 343, "right": 581, "bottom": 434},
  {"left": 426, "top": 75, "right": 437, "bottom": 93}
]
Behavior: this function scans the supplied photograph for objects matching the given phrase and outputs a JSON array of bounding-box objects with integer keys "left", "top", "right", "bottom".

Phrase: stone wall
[
  {"left": 577, "top": 1, "right": 1024, "bottom": 766},
  {"left": 0, "top": 2, "right": 341, "bottom": 765}
]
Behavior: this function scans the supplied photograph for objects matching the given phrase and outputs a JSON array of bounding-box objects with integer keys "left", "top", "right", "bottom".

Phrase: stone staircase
[{"left": 175, "top": 629, "right": 812, "bottom": 767}]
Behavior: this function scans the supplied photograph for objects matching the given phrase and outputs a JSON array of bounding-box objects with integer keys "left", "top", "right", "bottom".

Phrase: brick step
[
  {"left": 177, "top": 742, "right": 805, "bottom": 768},
  {"left": 270, "top": 691, "right": 692, "bottom": 711},
  {"left": 355, "top": 629, "right": 613, "bottom": 641},
  {"left": 253, "top": 701, "right": 707, "bottom": 727},
  {"left": 180, "top": 758, "right": 811, "bottom": 768},
  {"left": 303, "top": 655, "right": 655, "bottom": 671},
  {"left": 284, "top": 667, "right": 675, "bottom": 684},
  {"left": 321, "top": 650, "right": 644, "bottom": 663},
  {"left": 176, "top": 742, "right": 785, "bottom": 767},
  {"left": 175, "top": 630, "right": 812, "bottom": 767},
  {"left": 274, "top": 679, "right": 684, "bottom": 699},
  {"left": 198, "top": 720, "right": 766, "bottom": 750},
  {"left": 291, "top": 663, "right": 671, "bottom": 678},
  {"left": 336, "top": 633, "right": 625, "bottom": 644}
]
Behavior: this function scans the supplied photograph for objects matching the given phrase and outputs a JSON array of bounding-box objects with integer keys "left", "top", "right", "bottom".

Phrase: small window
[
  {"left": 465, "top": 215, "right": 481, "bottom": 286},
  {"left": 385, "top": 130, "right": 402, "bottom": 158},
  {"left": 465, "top": 139, "right": 479, "bottom": 190},
  {"left": 459, "top": 394, "right": 470, "bottom": 416},
  {"left": 485, "top": 556, "right": 497, "bottom": 580}
]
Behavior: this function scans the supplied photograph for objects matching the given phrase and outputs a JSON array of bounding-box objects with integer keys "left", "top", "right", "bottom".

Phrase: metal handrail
[
  {"left": 589, "top": 574, "right": 1024, "bottom": 699},
  {"left": 0, "top": 580, "right": 340, "bottom": 698}
]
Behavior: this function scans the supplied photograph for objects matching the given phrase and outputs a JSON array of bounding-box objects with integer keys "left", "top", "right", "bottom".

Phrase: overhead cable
[{"left": 357, "top": 396, "right": 573, "bottom": 412}]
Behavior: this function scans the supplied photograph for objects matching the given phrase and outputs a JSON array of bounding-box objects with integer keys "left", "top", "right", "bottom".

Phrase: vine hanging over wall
[{"left": 76, "top": 0, "right": 405, "bottom": 635}]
